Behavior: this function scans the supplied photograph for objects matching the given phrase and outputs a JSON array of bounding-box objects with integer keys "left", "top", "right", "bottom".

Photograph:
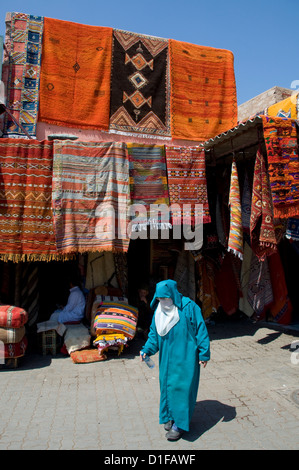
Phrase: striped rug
[{"left": 52, "top": 140, "right": 130, "bottom": 254}]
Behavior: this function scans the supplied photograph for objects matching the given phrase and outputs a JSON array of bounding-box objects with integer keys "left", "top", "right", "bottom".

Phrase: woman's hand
[{"left": 199, "top": 361, "right": 207, "bottom": 368}]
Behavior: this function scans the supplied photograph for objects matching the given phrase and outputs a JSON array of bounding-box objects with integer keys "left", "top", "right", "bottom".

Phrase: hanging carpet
[
  {"left": 250, "top": 147, "right": 277, "bottom": 260},
  {"left": 228, "top": 160, "right": 243, "bottom": 259},
  {"left": 262, "top": 116, "right": 299, "bottom": 218},
  {"left": 126, "top": 143, "right": 169, "bottom": 230},
  {"left": 169, "top": 39, "right": 237, "bottom": 141},
  {"left": 2, "top": 12, "right": 43, "bottom": 137},
  {"left": 109, "top": 29, "right": 171, "bottom": 138},
  {"left": 0, "top": 139, "right": 59, "bottom": 261},
  {"left": 39, "top": 17, "right": 113, "bottom": 131},
  {"left": 267, "top": 251, "right": 293, "bottom": 325},
  {"left": 165, "top": 146, "right": 210, "bottom": 225},
  {"left": 267, "top": 93, "right": 298, "bottom": 120},
  {"left": 52, "top": 140, "right": 130, "bottom": 255}
]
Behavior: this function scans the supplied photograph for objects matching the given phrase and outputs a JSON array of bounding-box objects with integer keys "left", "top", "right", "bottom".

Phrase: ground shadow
[{"left": 183, "top": 400, "right": 236, "bottom": 442}]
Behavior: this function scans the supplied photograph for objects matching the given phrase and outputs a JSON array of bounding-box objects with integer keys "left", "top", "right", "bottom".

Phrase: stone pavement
[{"left": 0, "top": 318, "right": 298, "bottom": 451}]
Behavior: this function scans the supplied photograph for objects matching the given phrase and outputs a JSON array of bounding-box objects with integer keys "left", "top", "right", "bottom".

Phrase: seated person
[
  {"left": 133, "top": 284, "right": 153, "bottom": 336},
  {"left": 50, "top": 276, "right": 86, "bottom": 324}
]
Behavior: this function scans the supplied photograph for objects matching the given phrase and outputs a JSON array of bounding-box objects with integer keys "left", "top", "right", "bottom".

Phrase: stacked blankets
[
  {"left": 0, "top": 305, "right": 28, "bottom": 362},
  {"left": 93, "top": 301, "right": 138, "bottom": 357}
]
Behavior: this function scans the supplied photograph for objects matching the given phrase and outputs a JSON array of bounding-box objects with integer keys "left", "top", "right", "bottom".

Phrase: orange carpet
[
  {"left": 169, "top": 39, "right": 237, "bottom": 141},
  {"left": 39, "top": 17, "right": 113, "bottom": 130}
]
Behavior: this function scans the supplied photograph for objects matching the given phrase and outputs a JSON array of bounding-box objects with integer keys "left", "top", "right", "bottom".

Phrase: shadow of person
[{"left": 183, "top": 400, "right": 236, "bottom": 442}]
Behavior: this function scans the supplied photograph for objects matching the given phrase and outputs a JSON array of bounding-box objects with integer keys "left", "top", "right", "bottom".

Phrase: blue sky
[{"left": 0, "top": 0, "right": 298, "bottom": 105}]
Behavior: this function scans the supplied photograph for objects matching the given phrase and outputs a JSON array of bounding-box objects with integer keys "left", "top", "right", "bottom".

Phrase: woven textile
[
  {"left": 93, "top": 302, "right": 138, "bottom": 340},
  {"left": 262, "top": 116, "right": 299, "bottom": 218},
  {"left": 0, "top": 326, "right": 25, "bottom": 344},
  {"left": 127, "top": 143, "right": 169, "bottom": 214},
  {"left": 228, "top": 160, "right": 243, "bottom": 259},
  {"left": 4, "top": 336, "right": 28, "bottom": 358},
  {"left": 250, "top": 147, "right": 277, "bottom": 260},
  {"left": 39, "top": 17, "right": 112, "bottom": 131},
  {"left": 109, "top": 29, "right": 171, "bottom": 138},
  {"left": 169, "top": 39, "right": 237, "bottom": 141},
  {"left": 2, "top": 12, "right": 43, "bottom": 137},
  {"left": 165, "top": 146, "right": 210, "bottom": 225},
  {"left": 0, "top": 305, "right": 28, "bottom": 328},
  {"left": 0, "top": 139, "right": 59, "bottom": 261},
  {"left": 70, "top": 348, "right": 106, "bottom": 363},
  {"left": 267, "top": 93, "right": 298, "bottom": 120},
  {"left": 52, "top": 140, "right": 130, "bottom": 255}
]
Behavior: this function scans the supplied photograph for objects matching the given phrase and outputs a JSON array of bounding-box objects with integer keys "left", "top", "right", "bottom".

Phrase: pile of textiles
[
  {"left": 93, "top": 301, "right": 138, "bottom": 357},
  {"left": 0, "top": 305, "right": 28, "bottom": 364}
]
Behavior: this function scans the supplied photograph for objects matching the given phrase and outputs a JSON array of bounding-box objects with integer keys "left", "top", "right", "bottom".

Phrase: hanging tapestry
[
  {"left": 262, "top": 115, "right": 299, "bottom": 218},
  {"left": 0, "top": 139, "right": 59, "bottom": 261},
  {"left": 109, "top": 29, "right": 171, "bottom": 138},
  {"left": 250, "top": 147, "right": 277, "bottom": 260},
  {"left": 165, "top": 146, "right": 210, "bottom": 225},
  {"left": 267, "top": 93, "right": 298, "bottom": 120},
  {"left": 228, "top": 160, "right": 243, "bottom": 259},
  {"left": 52, "top": 140, "right": 130, "bottom": 255},
  {"left": 126, "top": 144, "right": 169, "bottom": 229},
  {"left": 39, "top": 17, "right": 112, "bottom": 131},
  {"left": 169, "top": 39, "right": 237, "bottom": 141},
  {"left": 2, "top": 12, "right": 43, "bottom": 137}
]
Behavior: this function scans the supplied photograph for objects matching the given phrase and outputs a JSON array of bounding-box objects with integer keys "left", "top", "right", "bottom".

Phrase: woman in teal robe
[{"left": 140, "top": 279, "right": 210, "bottom": 438}]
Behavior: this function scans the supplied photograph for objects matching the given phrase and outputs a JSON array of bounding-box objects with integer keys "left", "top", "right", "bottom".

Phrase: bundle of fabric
[
  {"left": 250, "top": 147, "right": 277, "bottom": 260},
  {"left": 63, "top": 323, "right": 91, "bottom": 355},
  {"left": 109, "top": 29, "right": 171, "bottom": 139},
  {"left": 39, "top": 17, "right": 112, "bottom": 131},
  {"left": 262, "top": 116, "right": 299, "bottom": 219},
  {"left": 52, "top": 140, "right": 130, "bottom": 255},
  {"left": 0, "top": 305, "right": 28, "bottom": 363},
  {"left": 93, "top": 301, "right": 138, "bottom": 356},
  {"left": 0, "top": 139, "right": 60, "bottom": 262},
  {"left": 90, "top": 295, "right": 128, "bottom": 336},
  {"left": 2, "top": 12, "right": 43, "bottom": 137},
  {"left": 169, "top": 39, "right": 237, "bottom": 141},
  {"left": 127, "top": 144, "right": 169, "bottom": 230},
  {"left": 165, "top": 146, "right": 210, "bottom": 225}
]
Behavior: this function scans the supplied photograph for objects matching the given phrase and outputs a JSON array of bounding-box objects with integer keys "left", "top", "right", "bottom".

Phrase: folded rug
[
  {"left": 39, "top": 17, "right": 112, "bottom": 131},
  {"left": 52, "top": 140, "right": 130, "bottom": 254},
  {"left": 169, "top": 39, "right": 237, "bottom": 141}
]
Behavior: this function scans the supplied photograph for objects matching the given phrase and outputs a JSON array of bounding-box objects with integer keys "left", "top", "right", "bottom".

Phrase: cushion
[
  {"left": 93, "top": 302, "right": 138, "bottom": 340},
  {"left": 4, "top": 337, "right": 28, "bottom": 358},
  {"left": 70, "top": 348, "right": 107, "bottom": 363},
  {"left": 0, "top": 326, "right": 25, "bottom": 344},
  {"left": 0, "top": 305, "right": 28, "bottom": 328}
]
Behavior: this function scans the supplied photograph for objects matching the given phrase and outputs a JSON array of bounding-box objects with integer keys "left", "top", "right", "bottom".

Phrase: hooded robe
[{"left": 141, "top": 279, "right": 210, "bottom": 432}]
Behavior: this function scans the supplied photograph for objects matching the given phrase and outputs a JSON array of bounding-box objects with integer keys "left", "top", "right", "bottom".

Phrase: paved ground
[{"left": 0, "top": 317, "right": 298, "bottom": 452}]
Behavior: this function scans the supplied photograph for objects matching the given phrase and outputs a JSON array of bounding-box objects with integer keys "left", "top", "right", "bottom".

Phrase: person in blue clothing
[{"left": 140, "top": 279, "right": 210, "bottom": 441}]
